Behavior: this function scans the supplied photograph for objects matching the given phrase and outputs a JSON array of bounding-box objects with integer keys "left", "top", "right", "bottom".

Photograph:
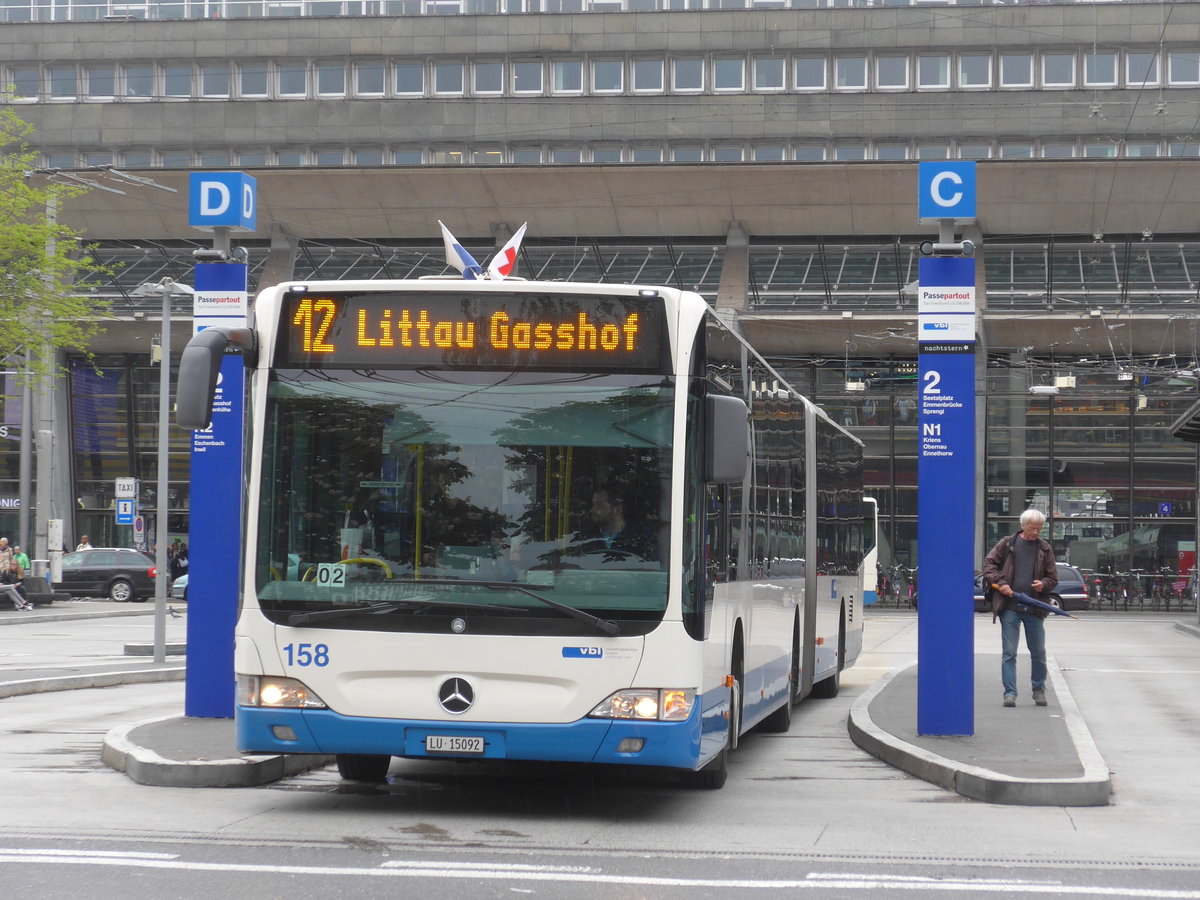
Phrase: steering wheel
[{"left": 300, "top": 557, "right": 394, "bottom": 582}]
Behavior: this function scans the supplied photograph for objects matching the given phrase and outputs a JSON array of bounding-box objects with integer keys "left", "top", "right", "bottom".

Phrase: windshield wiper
[
  {"left": 409, "top": 578, "right": 620, "bottom": 636},
  {"left": 287, "top": 595, "right": 514, "bottom": 627}
]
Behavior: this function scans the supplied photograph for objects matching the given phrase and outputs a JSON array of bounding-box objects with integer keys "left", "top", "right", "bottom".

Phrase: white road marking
[
  {"left": 0, "top": 849, "right": 177, "bottom": 860},
  {"left": 381, "top": 861, "right": 598, "bottom": 873},
  {"left": 1, "top": 852, "right": 1199, "bottom": 895}
]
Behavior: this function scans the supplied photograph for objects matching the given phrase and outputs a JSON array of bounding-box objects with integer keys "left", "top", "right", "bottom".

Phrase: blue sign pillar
[
  {"left": 185, "top": 264, "right": 248, "bottom": 718},
  {"left": 185, "top": 172, "right": 255, "bottom": 718},
  {"left": 916, "top": 162, "right": 977, "bottom": 736}
]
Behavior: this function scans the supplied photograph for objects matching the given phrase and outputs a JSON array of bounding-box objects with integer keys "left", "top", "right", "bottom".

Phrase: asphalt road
[{"left": 2, "top": 611, "right": 1199, "bottom": 898}]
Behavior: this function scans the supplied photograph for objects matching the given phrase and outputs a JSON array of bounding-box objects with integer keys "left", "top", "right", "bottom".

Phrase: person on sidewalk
[
  {"left": 76, "top": 535, "right": 93, "bottom": 551},
  {"left": 0, "top": 541, "right": 33, "bottom": 610},
  {"left": 0, "top": 580, "right": 32, "bottom": 610},
  {"left": 982, "top": 508, "right": 1058, "bottom": 708}
]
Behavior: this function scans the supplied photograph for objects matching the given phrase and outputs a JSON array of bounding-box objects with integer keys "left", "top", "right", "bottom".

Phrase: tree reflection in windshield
[{"left": 256, "top": 371, "right": 673, "bottom": 625}]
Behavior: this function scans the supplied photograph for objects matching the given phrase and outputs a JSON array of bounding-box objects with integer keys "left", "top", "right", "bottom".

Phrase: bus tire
[
  {"left": 680, "top": 648, "right": 742, "bottom": 790},
  {"left": 812, "top": 612, "right": 845, "bottom": 699},
  {"left": 759, "top": 616, "right": 799, "bottom": 733},
  {"left": 681, "top": 672, "right": 734, "bottom": 787},
  {"left": 336, "top": 753, "right": 391, "bottom": 782},
  {"left": 680, "top": 746, "right": 728, "bottom": 790}
]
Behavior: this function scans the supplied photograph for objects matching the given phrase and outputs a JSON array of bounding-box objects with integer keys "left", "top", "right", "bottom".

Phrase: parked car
[
  {"left": 55, "top": 548, "right": 157, "bottom": 603},
  {"left": 1052, "top": 563, "right": 1092, "bottom": 611},
  {"left": 974, "top": 562, "right": 1090, "bottom": 613},
  {"left": 170, "top": 573, "right": 188, "bottom": 602}
]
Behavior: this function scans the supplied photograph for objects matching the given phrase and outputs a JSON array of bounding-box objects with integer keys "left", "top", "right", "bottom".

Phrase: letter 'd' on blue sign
[
  {"left": 188, "top": 172, "right": 257, "bottom": 231},
  {"left": 918, "top": 161, "right": 976, "bottom": 219}
]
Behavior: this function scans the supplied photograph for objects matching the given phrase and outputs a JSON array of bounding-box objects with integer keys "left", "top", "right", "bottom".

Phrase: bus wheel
[
  {"left": 680, "top": 668, "right": 741, "bottom": 790},
  {"left": 336, "top": 753, "right": 391, "bottom": 782},
  {"left": 812, "top": 615, "right": 846, "bottom": 699},
  {"left": 760, "top": 620, "right": 799, "bottom": 733}
]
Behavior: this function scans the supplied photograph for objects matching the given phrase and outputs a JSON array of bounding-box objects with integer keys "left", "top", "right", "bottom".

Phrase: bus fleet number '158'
[{"left": 284, "top": 643, "right": 330, "bottom": 667}]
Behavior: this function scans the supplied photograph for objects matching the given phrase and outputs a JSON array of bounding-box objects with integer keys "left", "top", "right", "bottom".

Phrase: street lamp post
[
  {"left": 135, "top": 277, "right": 192, "bottom": 663},
  {"left": 155, "top": 280, "right": 172, "bottom": 664}
]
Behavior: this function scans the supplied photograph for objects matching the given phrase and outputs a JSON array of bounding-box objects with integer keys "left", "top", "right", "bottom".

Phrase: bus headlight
[
  {"left": 588, "top": 689, "right": 695, "bottom": 721},
  {"left": 238, "top": 674, "right": 327, "bottom": 709}
]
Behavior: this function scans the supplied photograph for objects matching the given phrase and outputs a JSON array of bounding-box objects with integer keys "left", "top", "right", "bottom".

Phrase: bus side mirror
[
  {"left": 705, "top": 394, "right": 749, "bottom": 484},
  {"left": 176, "top": 327, "right": 257, "bottom": 430}
]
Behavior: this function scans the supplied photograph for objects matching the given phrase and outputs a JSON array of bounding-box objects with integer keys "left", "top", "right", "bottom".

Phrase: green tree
[{"left": 0, "top": 103, "right": 108, "bottom": 379}]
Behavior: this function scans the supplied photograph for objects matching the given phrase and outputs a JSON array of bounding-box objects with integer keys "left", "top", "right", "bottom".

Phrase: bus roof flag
[
  {"left": 438, "top": 220, "right": 484, "bottom": 280},
  {"left": 487, "top": 222, "right": 528, "bottom": 281}
]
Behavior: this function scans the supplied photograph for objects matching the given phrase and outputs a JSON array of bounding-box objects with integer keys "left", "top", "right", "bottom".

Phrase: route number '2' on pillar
[{"left": 917, "top": 258, "right": 977, "bottom": 736}]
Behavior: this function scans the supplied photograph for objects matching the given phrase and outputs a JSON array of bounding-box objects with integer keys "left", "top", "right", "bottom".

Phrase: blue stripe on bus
[
  {"left": 237, "top": 697, "right": 708, "bottom": 770},
  {"left": 236, "top": 659, "right": 794, "bottom": 773},
  {"left": 864, "top": 589, "right": 878, "bottom": 606}
]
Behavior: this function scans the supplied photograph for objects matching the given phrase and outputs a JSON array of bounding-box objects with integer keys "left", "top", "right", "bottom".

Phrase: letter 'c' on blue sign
[
  {"left": 188, "top": 172, "right": 257, "bottom": 231},
  {"left": 918, "top": 161, "right": 976, "bottom": 219}
]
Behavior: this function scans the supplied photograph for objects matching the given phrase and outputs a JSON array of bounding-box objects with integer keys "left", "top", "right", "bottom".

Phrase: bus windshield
[{"left": 255, "top": 369, "right": 674, "bottom": 635}]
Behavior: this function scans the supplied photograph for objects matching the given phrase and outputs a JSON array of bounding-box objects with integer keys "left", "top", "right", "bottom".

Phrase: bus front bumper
[{"left": 236, "top": 700, "right": 712, "bottom": 769}]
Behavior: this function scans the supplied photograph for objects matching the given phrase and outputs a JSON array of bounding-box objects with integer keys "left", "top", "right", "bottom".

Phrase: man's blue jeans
[{"left": 999, "top": 607, "right": 1047, "bottom": 698}]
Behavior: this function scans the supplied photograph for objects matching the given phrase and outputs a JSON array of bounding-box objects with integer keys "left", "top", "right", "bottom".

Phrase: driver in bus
[{"left": 575, "top": 485, "right": 659, "bottom": 562}]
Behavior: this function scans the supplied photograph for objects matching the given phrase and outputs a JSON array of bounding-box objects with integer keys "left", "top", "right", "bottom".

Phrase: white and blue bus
[{"left": 178, "top": 279, "right": 865, "bottom": 788}]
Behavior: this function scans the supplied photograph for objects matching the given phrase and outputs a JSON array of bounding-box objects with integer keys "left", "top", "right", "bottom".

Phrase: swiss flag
[{"left": 487, "top": 223, "right": 527, "bottom": 280}]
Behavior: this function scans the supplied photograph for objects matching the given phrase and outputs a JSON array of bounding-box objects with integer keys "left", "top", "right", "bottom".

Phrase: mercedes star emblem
[
  {"left": 450, "top": 617, "right": 466, "bottom": 634},
  {"left": 438, "top": 677, "right": 474, "bottom": 714}
]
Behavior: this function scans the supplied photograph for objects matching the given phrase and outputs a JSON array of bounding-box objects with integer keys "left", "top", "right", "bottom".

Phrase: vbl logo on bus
[{"left": 562, "top": 647, "right": 604, "bottom": 658}]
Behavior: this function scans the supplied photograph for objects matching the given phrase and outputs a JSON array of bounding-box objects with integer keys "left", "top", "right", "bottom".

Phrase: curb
[
  {"left": 102, "top": 715, "right": 335, "bottom": 788},
  {"left": 0, "top": 665, "right": 185, "bottom": 699},
  {"left": 847, "top": 657, "right": 1111, "bottom": 806},
  {"left": 0, "top": 607, "right": 157, "bottom": 626},
  {"left": 1174, "top": 621, "right": 1200, "bottom": 640}
]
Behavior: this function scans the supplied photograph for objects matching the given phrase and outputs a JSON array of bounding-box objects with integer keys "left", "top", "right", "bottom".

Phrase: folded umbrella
[{"left": 991, "top": 584, "right": 1078, "bottom": 619}]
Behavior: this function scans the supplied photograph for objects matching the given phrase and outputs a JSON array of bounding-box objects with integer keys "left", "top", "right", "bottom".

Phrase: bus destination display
[{"left": 282, "top": 291, "right": 665, "bottom": 371}]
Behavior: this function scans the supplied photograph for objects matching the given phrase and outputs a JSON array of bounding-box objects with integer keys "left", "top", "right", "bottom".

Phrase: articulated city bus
[{"left": 178, "top": 278, "right": 865, "bottom": 788}]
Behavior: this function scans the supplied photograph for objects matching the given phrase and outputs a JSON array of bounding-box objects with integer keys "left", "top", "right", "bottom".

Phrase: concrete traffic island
[
  {"left": 103, "top": 714, "right": 335, "bottom": 788},
  {"left": 848, "top": 654, "right": 1111, "bottom": 806}
]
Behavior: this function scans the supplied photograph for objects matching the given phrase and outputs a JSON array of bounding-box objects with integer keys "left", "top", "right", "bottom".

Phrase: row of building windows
[
  {"left": 0, "top": 0, "right": 1167, "bottom": 25},
  {"left": 6, "top": 49, "right": 1199, "bottom": 102},
  {"left": 40, "top": 138, "right": 1200, "bottom": 169}
]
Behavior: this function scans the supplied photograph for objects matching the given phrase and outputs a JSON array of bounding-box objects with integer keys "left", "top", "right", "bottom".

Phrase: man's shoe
[
  {"left": 1032, "top": 689, "right": 1048, "bottom": 707},
  {"left": 1003, "top": 696, "right": 1016, "bottom": 708}
]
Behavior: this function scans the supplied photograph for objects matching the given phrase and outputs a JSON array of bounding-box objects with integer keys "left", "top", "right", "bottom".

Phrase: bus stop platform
[
  {"left": 106, "top": 652, "right": 1114, "bottom": 796},
  {"left": 0, "top": 601, "right": 1155, "bottom": 797},
  {"left": 101, "top": 714, "right": 334, "bottom": 788},
  {"left": 849, "top": 654, "right": 1112, "bottom": 806}
]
